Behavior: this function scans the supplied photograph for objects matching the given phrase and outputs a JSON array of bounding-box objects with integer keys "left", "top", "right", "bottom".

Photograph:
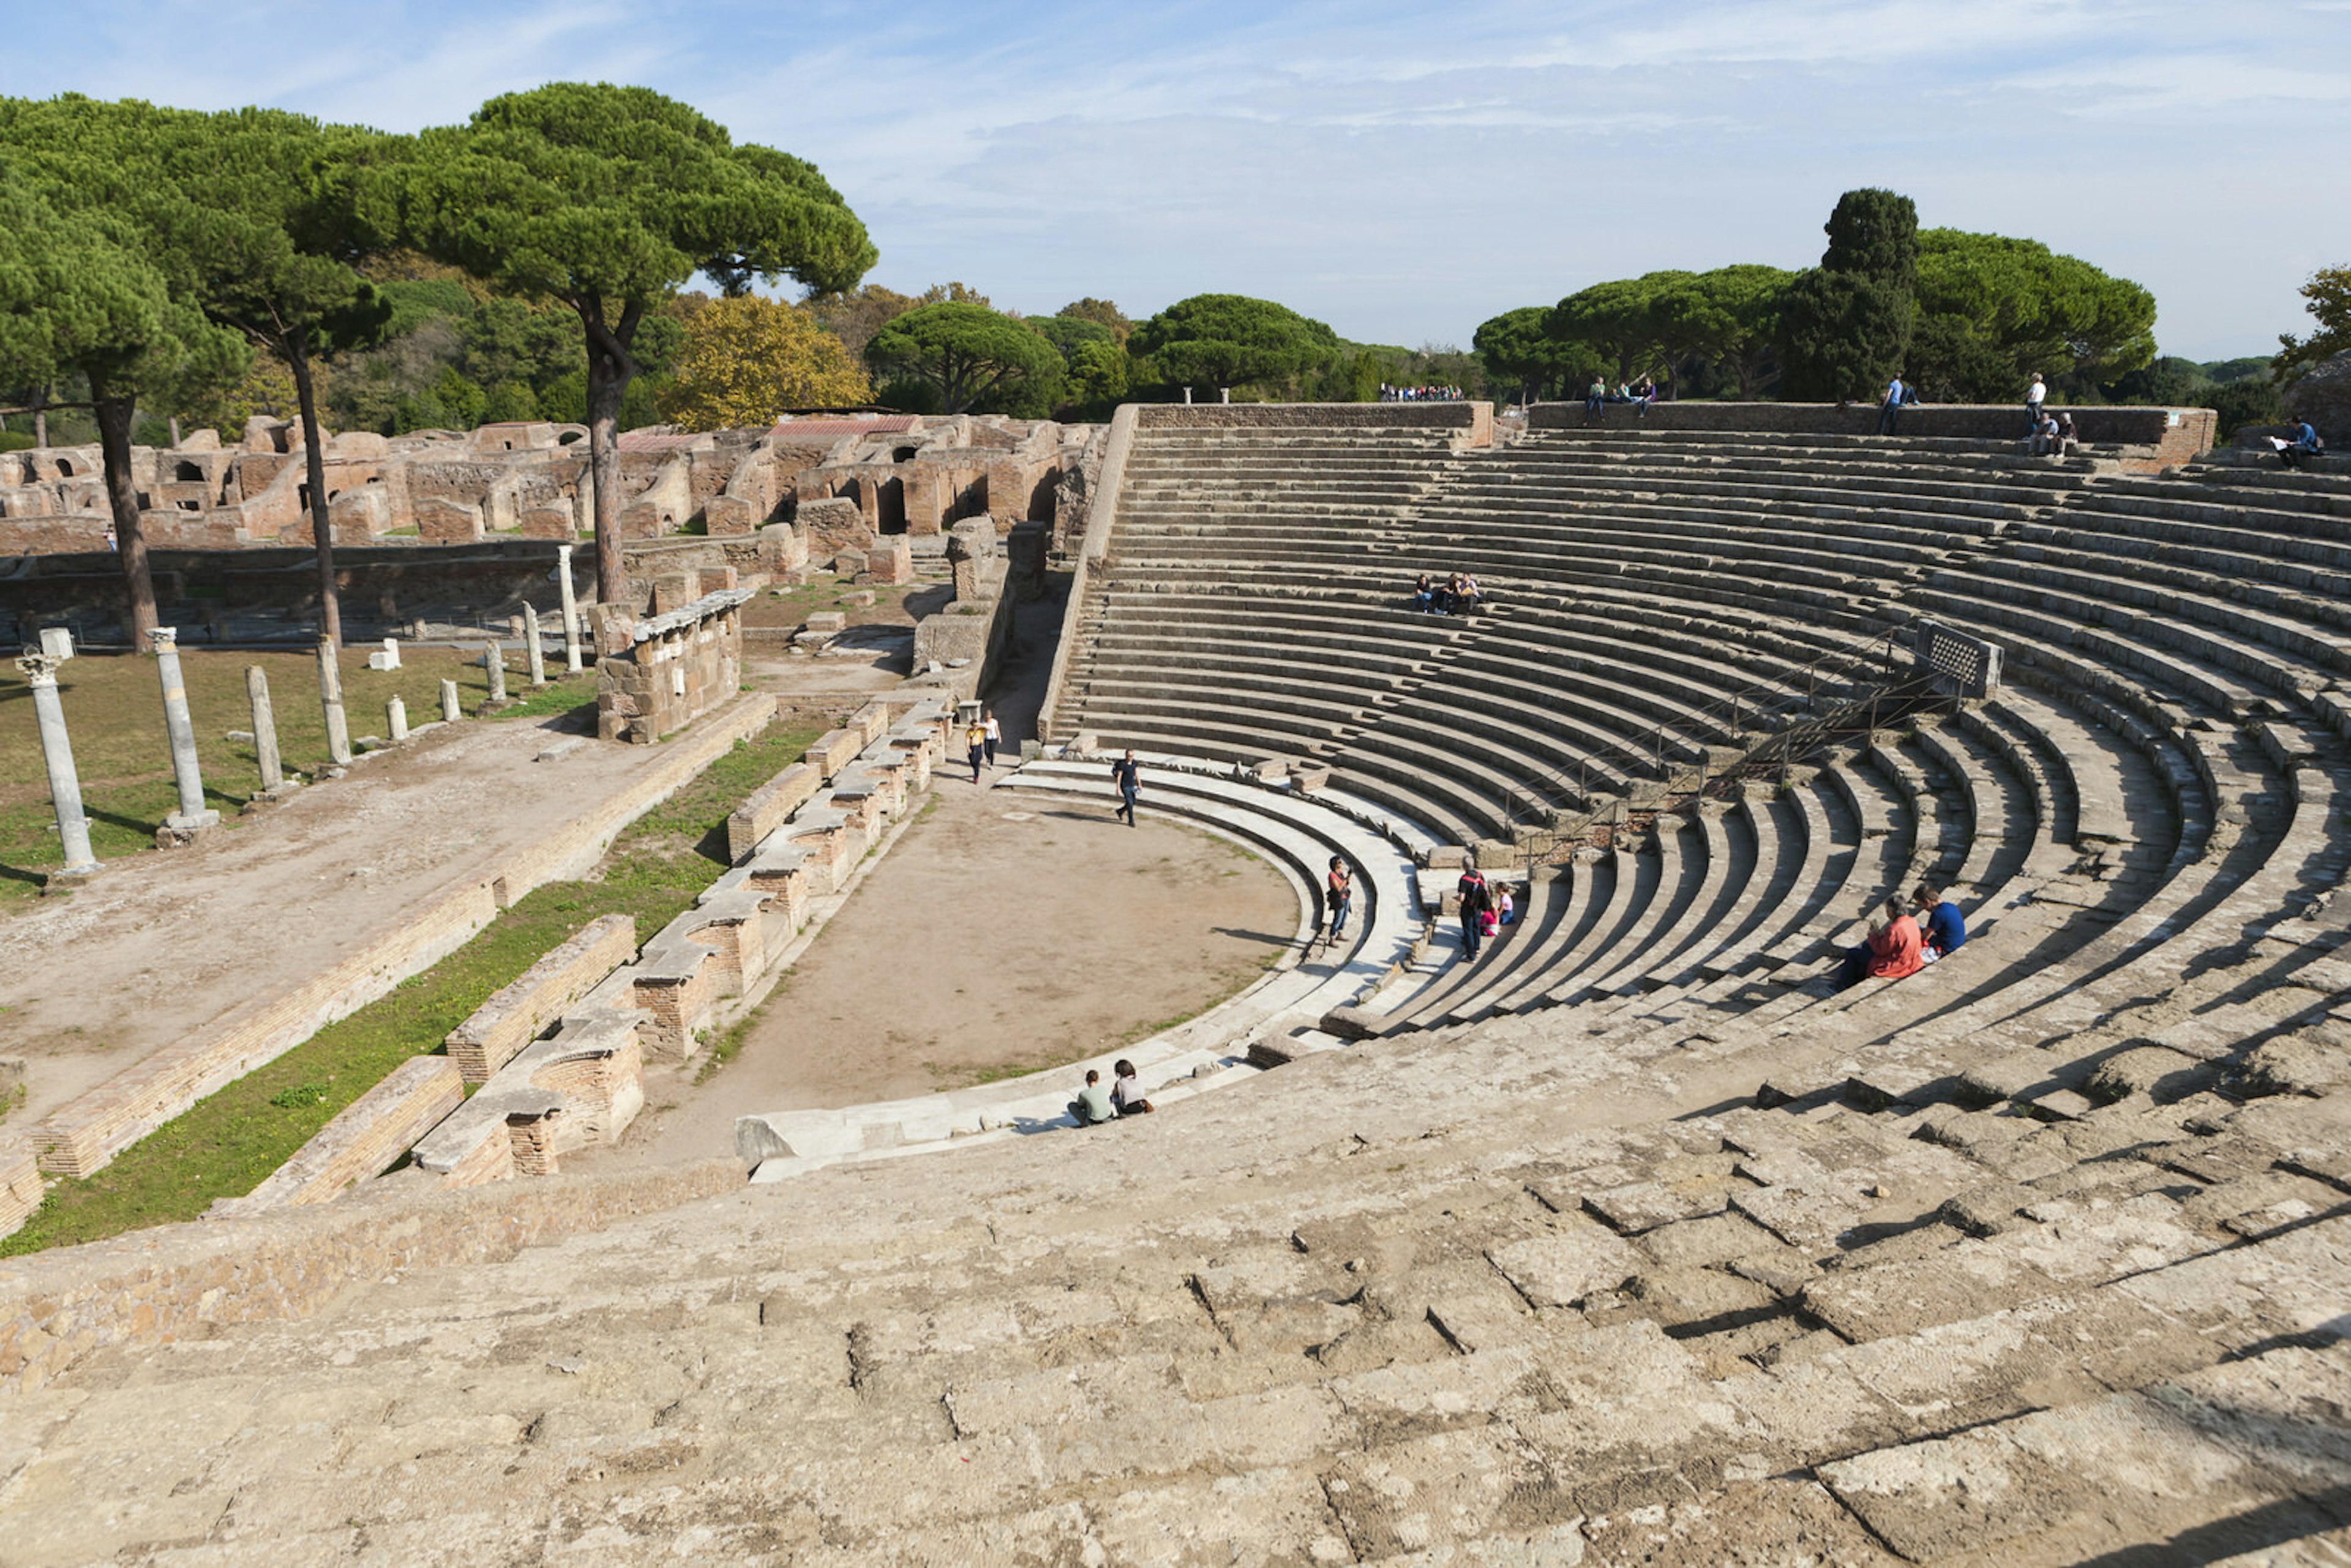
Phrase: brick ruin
[{"left": 0, "top": 411, "right": 1090, "bottom": 564}]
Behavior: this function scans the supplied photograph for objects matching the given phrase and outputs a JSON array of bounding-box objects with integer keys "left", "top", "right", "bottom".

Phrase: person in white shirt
[
  {"left": 981, "top": 709, "right": 1001, "bottom": 768},
  {"left": 2026, "top": 374, "right": 2046, "bottom": 428}
]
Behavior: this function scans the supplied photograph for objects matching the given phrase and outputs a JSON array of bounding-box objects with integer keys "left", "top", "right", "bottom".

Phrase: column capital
[
  {"left": 147, "top": 626, "right": 179, "bottom": 652},
  {"left": 15, "top": 649, "right": 60, "bottom": 686}
]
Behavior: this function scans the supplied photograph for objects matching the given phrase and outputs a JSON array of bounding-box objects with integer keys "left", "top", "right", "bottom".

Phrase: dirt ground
[
  {"left": 609, "top": 571, "right": 1299, "bottom": 1163},
  {"left": 0, "top": 700, "right": 729, "bottom": 1130},
  {"left": 610, "top": 769, "right": 1299, "bottom": 1163}
]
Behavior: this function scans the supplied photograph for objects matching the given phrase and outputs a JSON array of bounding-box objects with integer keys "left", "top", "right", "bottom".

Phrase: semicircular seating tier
[{"left": 1044, "top": 414, "right": 2351, "bottom": 1119}]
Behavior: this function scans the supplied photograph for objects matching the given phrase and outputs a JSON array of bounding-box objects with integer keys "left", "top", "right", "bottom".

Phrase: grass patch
[
  {"left": 487, "top": 672, "right": 598, "bottom": 724},
  {"left": 0, "top": 644, "right": 529, "bottom": 908},
  {"left": 0, "top": 716, "right": 823, "bottom": 1258}
]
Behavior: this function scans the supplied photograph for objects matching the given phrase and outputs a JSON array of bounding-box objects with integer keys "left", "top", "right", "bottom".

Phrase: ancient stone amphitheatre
[{"left": 6, "top": 383, "right": 2351, "bottom": 1564}]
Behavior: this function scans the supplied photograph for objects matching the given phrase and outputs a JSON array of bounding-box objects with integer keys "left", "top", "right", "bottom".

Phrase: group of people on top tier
[
  {"left": 1583, "top": 376, "right": 1657, "bottom": 422},
  {"left": 1381, "top": 383, "right": 1463, "bottom": 402},
  {"left": 1412, "top": 572, "right": 1482, "bottom": 615},
  {"left": 1835, "top": 882, "right": 1967, "bottom": 990}
]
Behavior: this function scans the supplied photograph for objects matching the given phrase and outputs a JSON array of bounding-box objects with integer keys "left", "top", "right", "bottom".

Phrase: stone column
[
  {"left": 558, "top": 544, "right": 583, "bottom": 673},
  {"left": 15, "top": 651, "right": 99, "bottom": 880},
  {"left": 387, "top": 696, "right": 408, "bottom": 743},
  {"left": 440, "top": 679, "right": 461, "bottom": 722},
  {"left": 483, "top": 643, "right": 508, "bottom": 705},
  {"left": 149, "top": 628, "right": 219, "bottom": 831},
  {"left": 246, "top": 665, "right": 285, "bottom": 793},
  {"left": 524, "top": 609, "right": 548, "bottom": 687},
  {"left": 315, "top": 634, "right": 352, "bottom": 765}
]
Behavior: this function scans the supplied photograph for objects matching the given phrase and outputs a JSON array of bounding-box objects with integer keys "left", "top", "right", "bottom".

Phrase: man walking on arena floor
[{"left": 1111, "top": 749, "right": 1141, "bottom": 825}]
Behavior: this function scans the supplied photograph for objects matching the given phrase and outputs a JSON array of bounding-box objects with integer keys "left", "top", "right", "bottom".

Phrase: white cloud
[{"left": 3, "top": 0, "right": 2344, "bottom": 355}]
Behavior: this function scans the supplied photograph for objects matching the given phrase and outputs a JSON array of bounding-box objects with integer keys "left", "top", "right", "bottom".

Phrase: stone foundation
[{"left": 593, "top": 588, "right": 751, "bottom": 745}]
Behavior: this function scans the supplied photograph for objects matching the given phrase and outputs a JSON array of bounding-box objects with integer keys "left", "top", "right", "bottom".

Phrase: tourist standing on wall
[
  {"left": 967, "top": 720, "right": 987, "bottom": 784},
  {"left": 1111, "top": 749, "right": 1140, "bottom": 825},
  {"left": 1585, "top": 377, "right": 1606, "bottom": 425},
  {"left": 2026, "top": 373, "right": 2046, "bottom": 430},
  {"left": 1878, "top": 374, "right": 1907, "bottom": 435},
  {"left": 982, "top": 708, "right": 1001, "bottom": 768}
]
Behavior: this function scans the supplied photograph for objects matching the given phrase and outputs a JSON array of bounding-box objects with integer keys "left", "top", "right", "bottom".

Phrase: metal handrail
[{"left": 1502, "top": 624, "right": 1917, "bottom": 860}]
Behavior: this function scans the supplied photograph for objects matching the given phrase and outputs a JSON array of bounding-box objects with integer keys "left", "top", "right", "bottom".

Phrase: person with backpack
[
  {"left": 2280, "top": 419, "right": 2325, "bottom": 471},
  {"left": 1457, "top": 860, "right": 1494, "bottom": 962}
]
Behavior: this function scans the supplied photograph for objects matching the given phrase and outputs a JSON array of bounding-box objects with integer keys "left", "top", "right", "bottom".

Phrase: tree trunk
[
  {"left": 585, "top": 339, "right": 628, "bottom": 613},
  {"left": 34, "top": 386, "right": 48, "bottom": 449},
  {"left": 288, "top": 333, "right": 342, "bottom": 648},
  {"left": 91, "top": 388, "right": 159, "bottom": 643}
]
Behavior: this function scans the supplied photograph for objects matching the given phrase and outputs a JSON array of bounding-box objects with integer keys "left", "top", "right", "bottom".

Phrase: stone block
[
  {"left": 216, "top": 1057, "right": 465, "bottom": 1212},
  {"left": 444, "top": 915, "right": 637, "bottom": 1083},
  {"left": 517, "top": 504, "right": 574, "bottom": 540},
  {"left": 869, "top": 541, "right": 912, "bottom": 587},
  {"left": 833, "top": 548, "right": 868, "bottom": 578},
  {"left": 414, "top": 496, "right": 484, "bottom": 544},
  {"left": 703, "top": 495, "right": 757, "bottom": 535}
]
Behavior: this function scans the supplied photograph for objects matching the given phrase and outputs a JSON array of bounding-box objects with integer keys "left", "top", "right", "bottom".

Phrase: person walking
[
  {"left": 1457, "top": 860, "right": 1493, "bottom": 962},
  {"left": 1324, "top": 855, "right": 1354, "bottom": 948},
  {"left": 966, "top": 719, "right": 987, "bottom": 784},
  {"left": 1878, "top": 373, "right": 1907, "bottom": 435},
  {"left": 981, "top": 708, "right": 1002, "bottom": 768},
  {"left": 2026, "top": 373, "right": 2046, "bottom": 430},
  {"left": 1110, "top": 749, "right": 1140, "bottom": 825}
]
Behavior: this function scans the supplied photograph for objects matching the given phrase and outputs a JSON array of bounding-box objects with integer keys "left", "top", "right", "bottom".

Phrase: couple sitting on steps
[{"left": 1835, "top": 882, "right": 1966, "bottom": 991}]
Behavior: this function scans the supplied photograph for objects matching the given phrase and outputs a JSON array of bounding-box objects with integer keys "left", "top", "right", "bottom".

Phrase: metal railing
[{"left": 1502, "top": 625, "right": 1931, "bottom": 869}]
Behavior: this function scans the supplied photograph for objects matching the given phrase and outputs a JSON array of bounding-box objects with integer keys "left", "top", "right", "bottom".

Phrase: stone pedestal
[
  {"left": 16, "top": 651, "right": 99, "bottom": 881},
  {"left": 367, "top": 637, "right": 400, "bottom": 672},
  {"left": 387, "top": 696, "right": 408, "bottom": 743},
  {"left": 525, "top": 610, "right": 548, "bottom": 687},
  {"left": 149, "top": 628, "right": 219, "bottom": 836},
  {"left": 483, "top": 644, "right": 508, "bottom": 707},
  {"left": 315, "top": 634, "right": 353, "bottom": 766},
  {"left": 440, "top": 679, "right": 461, "bottom": 722}
]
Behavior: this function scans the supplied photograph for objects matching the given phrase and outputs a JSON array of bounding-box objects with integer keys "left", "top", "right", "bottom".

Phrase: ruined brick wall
[{"left": 594, "top": 595, "right": 749, "bottom": 745}]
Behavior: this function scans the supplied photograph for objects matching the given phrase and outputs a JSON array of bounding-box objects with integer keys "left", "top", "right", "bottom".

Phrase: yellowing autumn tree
[{"left": 658, "top": 294, "right": 872, "bottom": 429}]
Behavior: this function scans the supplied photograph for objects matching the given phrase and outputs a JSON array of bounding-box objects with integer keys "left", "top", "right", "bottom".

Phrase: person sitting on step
[
  {"left": 1836, "top": 894, "right": 1925, "bottom": 989},
  {"left": 1914, "top": 883, "right": 1966, "bottom": 962},
  {"left": 1069, "top": 1068, "right": 1117, "bottom": 1127},
  {"left": 1413, "top": 573, "right": 1436, "bottom": 613},
  {"left": 1111, "top": 1059, "right": 1153, "bottom": 1116},
  {"left": 2278, "top": 418, "right": 2324, "bottom": 471}
]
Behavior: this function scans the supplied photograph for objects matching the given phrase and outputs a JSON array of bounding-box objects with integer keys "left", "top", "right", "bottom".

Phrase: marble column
[
  {"left": 16, "top": 651, "right": 99, "bottom": 879},
  {"left": 315, "top": 634, "right": 353, "bottom": 765},
  {"left": 149, "top": 628, "right": 218, "bottom": 830},
  {"left": 246, "top": 665, "right": 284, "bottom": 792},
  {"left": 525, "top": 609, "right": 547, "bottom": 687},
  {"left": 558, "top": 544, "right": 583, "bottom": 673},
  {"left": 440, "top": 679, "right": 461, "bottom": 722},
  {"left": 483, "top": 642, "right": 508, "bottom": 705},
  {"left": 387, "top": 696, "right": 408, "bottom": 743}
]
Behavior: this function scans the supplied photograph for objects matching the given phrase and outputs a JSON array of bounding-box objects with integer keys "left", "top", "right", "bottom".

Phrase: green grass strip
[{"left": 1, "top": 719, "right": 822, "bottom": 1258}]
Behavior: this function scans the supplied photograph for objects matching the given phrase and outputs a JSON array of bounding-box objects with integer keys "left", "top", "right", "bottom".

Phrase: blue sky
[{"left": 12, "top": 0, "right": 2349, "bottom": 359}]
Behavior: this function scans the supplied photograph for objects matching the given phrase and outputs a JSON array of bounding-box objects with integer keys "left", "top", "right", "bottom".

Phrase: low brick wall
[
  {"left": 726, "top": 762, "right": 820, "bottom": 864},
  {"left": 213, "top": 1057, "right": 465, "bottom": 1214},
  {"left": 1523, "top": 400, "right": 2216, "bottom": 468},
  {"left": 0, "top": 1158, "right": 742, "bottom": 1397},
  {"left": 805, "top": 727, "right": 862, "bottom": 775},
  {"left": 29, "top": 694, "right": 778, "bottom": 1180},
  {"left": 0, "top": 1142, "right": 40, "bottom": 1242},
  {"left": 444, "top": 915, "right": 637, "bottom": 1083}
]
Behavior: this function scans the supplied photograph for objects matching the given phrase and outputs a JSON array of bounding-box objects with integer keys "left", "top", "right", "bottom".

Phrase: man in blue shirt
[
  {"left": 1878, "top": 375, "right": 1906, "bottom": 435},
  {"left": 2280, "top": 419, "right": 2323, "bottom": 471},
  {"left": 1913, "top": 882, "right": 1965, "bottom": 961}
]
